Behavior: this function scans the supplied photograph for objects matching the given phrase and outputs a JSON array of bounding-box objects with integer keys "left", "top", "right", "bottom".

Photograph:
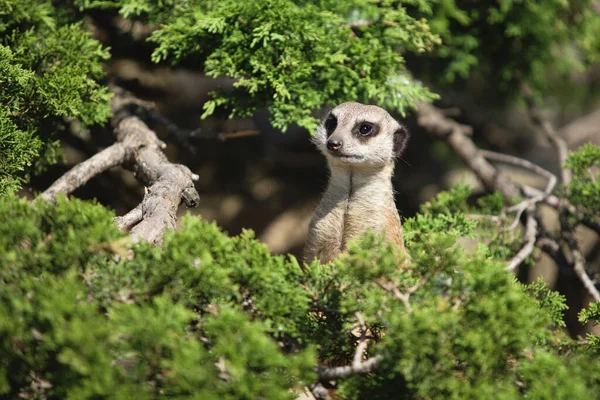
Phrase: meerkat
[{"left": 304, "top": 102, "right": 409, "bottom": 264}]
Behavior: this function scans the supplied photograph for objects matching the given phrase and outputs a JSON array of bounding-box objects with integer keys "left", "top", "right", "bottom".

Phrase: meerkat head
[{"left": 313, "top": 102, "right": 409, "bottom": 170}]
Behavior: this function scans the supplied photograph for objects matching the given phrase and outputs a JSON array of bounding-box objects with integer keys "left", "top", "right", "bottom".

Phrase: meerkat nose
[{"left": 327, "top": 139, "right": 343, "bottom": 151}]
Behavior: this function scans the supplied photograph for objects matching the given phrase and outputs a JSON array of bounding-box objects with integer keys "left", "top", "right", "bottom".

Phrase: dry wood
[
  {"left": 416, "top": 101, "right": 520, "bottom": 199},
  {"left": 41, "top": 86, "right": 200, "bottom": 245}
]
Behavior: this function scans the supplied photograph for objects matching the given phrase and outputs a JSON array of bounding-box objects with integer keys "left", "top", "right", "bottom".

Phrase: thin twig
[
  {"left": 309, "top": 312, "right": 381, "bottom": 397},
  {"left": 506, "top": 205, "right": 538, "bottom": 272},
  {"left": 407, "top": 264, "right": 446, "bottom": 295},
  {"left": 571, "top": 252, "right": 600, "bottom": 302},
  {"left": 464, "top": 150, "right": 554, "bottom": 271},
  {"left": 522, "top": 186, "right": 600, "bottom": 237},
  {"left": 471, "top": 151, "right": 555, "bottom": 271},
  {"left": 217, "top": 130, "right": 261, "bottom": 141},
  {"left": 560, "top": 210, "right": 600, "bottom": 302},
  {"left": 522, "top": 85, "right": 572, "bottom": 185},
  {"left": 377, "top": 278, "right": 412, "bottom": 312},
  {"left": 479, "top": 149, "right": 557, "bottom": 233},
  {"left": 479, "top": 150, "right": 557, "bottom": 197},
  {"left": 316, "top": 356, "right": 382, "bottom": 380},
  {"left": 40, "top": 142, "right": 128, "bottom": 202}
]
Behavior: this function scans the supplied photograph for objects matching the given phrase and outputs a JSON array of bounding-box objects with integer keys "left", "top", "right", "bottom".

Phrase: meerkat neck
[{"left": 327, "top": 163, "right": 395, "bottom": 202}]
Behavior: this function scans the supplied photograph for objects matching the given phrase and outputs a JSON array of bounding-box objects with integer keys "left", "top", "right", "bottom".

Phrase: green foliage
[
  {"left": 403, "top": 0, "right": 600, "bottom": 97},
  {"left": 579, "top": 301, "right": 600, "bottom": 355},
  {"left": 564, "top": 143, "right": 600, "bottom": 220},
  {"left": 579, "top": 301, "right": 600, "bottom": 326},
  {"left": 149, "top": 0, "right": 438, "bottom": 131},
  {"left": 404, "top": 184, "right": 536, "bottom": 266},
  {"left": 75, "top": 0, "right": 600, "bottom": 112},
  {"left": 525, "top": 279, "right": 569, "bottom": 329},
  {"left": 78, "top": 0, "right": 440, "bottom": 131},
  {"left": 0, "top": 0, "right": 112, "bottom": 195},
  {"left": 0, "top": 196, "right": 315, "bottom": 399},
  {"left": 404, "top": 184, "right": 477, "bottom": 243},
  {"left": 1, "top": 193, "right": 598, "bottom": 398},
  {"left": 476, "top": 191, "right": 505, "bottom": 215}
]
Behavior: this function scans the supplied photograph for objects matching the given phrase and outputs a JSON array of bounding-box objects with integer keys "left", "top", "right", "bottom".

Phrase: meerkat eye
[
  {"left": 324, "top": 113, "right": 337, "bottom": 137},
  {"left": 359, "top": 123, "right": 373, "bottom": 136}
]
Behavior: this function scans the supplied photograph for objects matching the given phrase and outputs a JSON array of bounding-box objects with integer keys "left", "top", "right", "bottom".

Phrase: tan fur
[{"left": 304, "top": 102, "right": 408, "bottom": 263}]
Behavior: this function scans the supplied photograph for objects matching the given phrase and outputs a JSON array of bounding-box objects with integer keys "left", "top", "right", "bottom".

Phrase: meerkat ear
[{"left": 393, "top": 123, "right": 410, "bottom": 157}]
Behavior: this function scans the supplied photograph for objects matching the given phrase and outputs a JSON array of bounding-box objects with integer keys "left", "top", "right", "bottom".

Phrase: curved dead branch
[
  {"left": 41, "top": 86, "right": 200, "bottom": 245},
  {"left": 522, "top": 85, "right": 572, "bottom": 185},
  {"left": 416, "top": 101, "right": 520, "bottom": 199},
  {"left": 40, "top": 143, "right": 128, "bottom": 202}
]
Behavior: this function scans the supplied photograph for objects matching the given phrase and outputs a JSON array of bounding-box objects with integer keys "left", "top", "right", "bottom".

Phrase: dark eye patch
[
  {"left": 324, "top": 113, "right": 337, "bottom": 137},
  {"left": 353, "top": 121, "right": 379, "bottom": 140}
]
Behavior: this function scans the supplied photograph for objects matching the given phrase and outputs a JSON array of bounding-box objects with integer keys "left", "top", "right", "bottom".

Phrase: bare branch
[
  {"left": 522, "top": 86, "right": 572, "bottom": 185},
  {"left": 407, "top": 264, "right": 446, "bottom": 295},
  {"left": 522, "top": 186, "right": 600, "bottom": 237},
  {"left": 570, "top": 245, "right": 600, "bottom": 302},
  {"left": 108, "top": 87, "right": 200, "bottom": 244},
  {"left": 115, "top": 204, "right": 143, "bottom": 231},
  {"left": 377, "top": 278, "right": 412, "bottom": 312},
  {"left": 506, "top": 206, "right": 538, "bottom": 272},
  {"left": 316, "top": 356, "right": 382, "bottom": 380},
  {"left": 560, "top": 212, "right": 600, "bottom": 302},
  {"left": 41, "top": 142, "right": 128, "bottom": 202},
  {"left": 520, "top": 89, "right": 600, "bottom": 295},
  {"left": 217, "top": 130, "right": 261, "bottom": 141},
  {"left": 308, "top": 382, "right": 331, "bottom": 400},
  {"left": 463, "top": 150, "right": 564, "bottom": 271},
  {"left": 112, "top": 113, "right": 199, "bottom": 244},
  {"left": 40, "top": 86, "right": 200, "bottom": 245},
  {"left": 479, "top": 150, "right": 556, "bottom": 234},
  {"left": 135, "top": 100, "right": 261, "bottom": 150},
  {"left": 416, "top": 102, "right": 520, "bottom": 199},
  {"left": 560, "top": 108, "right": 600, "bottom": 146},
  {"left": 536, "top": 212, "right": 600, "bottom": 301},
  {"left": 536, "top": 237, "right": 563, "bottom": 262},
  {"left": 479, "top": 150, "right": 557, "bottom": 196},
  {"left": 353, "top": 312, "right": 368, "bottom": 369}
]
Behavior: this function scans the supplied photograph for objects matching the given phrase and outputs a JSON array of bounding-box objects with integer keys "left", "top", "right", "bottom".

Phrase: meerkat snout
[
  {"left": 326, "top": 138, "right": 342, "bottom": 152},
  {"left": 304, "top": 102, "right": 409, "bottom": 264}
]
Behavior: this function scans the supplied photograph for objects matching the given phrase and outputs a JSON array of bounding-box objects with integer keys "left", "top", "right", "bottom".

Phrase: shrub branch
[
  {"left": 416, "top": 101, "right": 520, "bottom": 199},
  {"left": 41, "top": 86, "right": 200, "bottom": 245},
  {"left": 522, "top": 85, "right": 572, "bottom": 185},
  {"left": 41, "top": 142, "right": 129, "bottom": 201}
]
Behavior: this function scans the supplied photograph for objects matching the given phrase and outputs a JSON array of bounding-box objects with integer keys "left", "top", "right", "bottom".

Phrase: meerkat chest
[{"left": 309, "top": 185, "right": 391, "bottom": 261}]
